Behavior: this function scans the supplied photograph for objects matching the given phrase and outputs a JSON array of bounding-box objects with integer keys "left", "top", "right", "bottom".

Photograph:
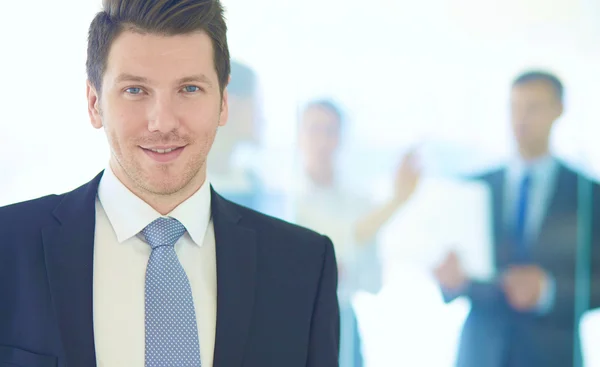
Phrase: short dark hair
[
  {"left": 513, "top": 70, "right": 564, "bottom": 102},
  {"left": 87, "top": 0, "right": 230, "bottom": 95},
  {"left": 303, "top": 99, "right": 345, "bottom": 126},
  {"left": 228, "top": 60, "right": 257, "bottom": 98}
]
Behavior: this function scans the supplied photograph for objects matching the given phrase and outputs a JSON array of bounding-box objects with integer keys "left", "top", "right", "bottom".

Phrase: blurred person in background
[
  {"left": 293, "top": 99, "right": 420, "bottom": 366},
  {"left": 434, "top": 70, "right": 600, "bottom": 367},
  {"left": 207, "top": 60, "right": 285, "bottom": 217}
]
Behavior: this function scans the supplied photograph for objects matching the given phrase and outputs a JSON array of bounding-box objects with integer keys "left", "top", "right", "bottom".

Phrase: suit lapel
[
  {"left": 533, "top": 164, "right": 578, "bottom": 255},
  {"left": 536, "top": 164, "right": 576, "bottom": 229},
  {"left": 43, "top": 172, "right": 104, "bottom": 367},
  {"left": 211, "top": 189, "right": 257, "bottom": 367},
  {"left": 481, "top": 169, "right": 507, "bottom": 266},
  {"left": 42, "top": 175, "right": 258, "bottom": 366}
]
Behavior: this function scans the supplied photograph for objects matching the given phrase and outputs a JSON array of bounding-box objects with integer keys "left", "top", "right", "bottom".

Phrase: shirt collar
[
  {"left": 97, "top": 165, "right": 211, "bottom": 246},
  {"left": 508, "top": 153, "right": 557, "bottom": 182}
]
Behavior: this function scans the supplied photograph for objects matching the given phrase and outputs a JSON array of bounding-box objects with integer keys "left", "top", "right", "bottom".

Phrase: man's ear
[
  {"left": 87, "top": 80, "right": 103, "bottom": 129},
  {"left": 219, "top": 78, "right": 230, "bottom": 127},
  {"left": 555, "top": 102, "right": 564, "bottom": 119}
]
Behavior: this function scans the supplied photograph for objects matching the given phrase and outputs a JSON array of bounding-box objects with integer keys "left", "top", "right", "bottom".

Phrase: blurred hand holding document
[{"left": 379, "top": 176, "right": 495, "bottom": 282}]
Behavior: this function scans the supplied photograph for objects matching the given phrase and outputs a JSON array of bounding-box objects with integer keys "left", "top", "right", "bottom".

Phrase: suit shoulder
[
  {"left": 239, "top": 204, "right": 325, "bottom": 238},
  {"left": 0, "top": 194, "right": 64, "bottom": 230},
  {"left": 455, "top": 166, "right": 504, "bottom": 185},
  {"left": 470, "top": 167, "right": 504, "bottom": 181},
  {"left": 234, "top": 204, "right": 330, "bottom": 248}
]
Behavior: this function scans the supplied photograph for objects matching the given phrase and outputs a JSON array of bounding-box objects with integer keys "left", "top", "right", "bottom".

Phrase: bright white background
[{"left": 2, "top": 1, "right": 600, "bottom": 366}]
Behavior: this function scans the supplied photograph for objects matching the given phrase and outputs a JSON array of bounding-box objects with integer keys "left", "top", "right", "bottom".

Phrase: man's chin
[
  {"left": 143, "top": 181, "right": 187, "bottom": 196},
  {"left": 130, "top": 161, "right": 205, "bottom": 196},
  {"left": 129, "top": 172, "right": 180, "bottom": 194}
]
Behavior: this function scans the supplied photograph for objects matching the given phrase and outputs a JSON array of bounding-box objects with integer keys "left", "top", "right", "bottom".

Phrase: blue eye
[
  {"left": 126, "top": 87, "right": 143, "bottom": 95},
  {"left": 183, "top": 85, "right": 200, "bottom": 93}
]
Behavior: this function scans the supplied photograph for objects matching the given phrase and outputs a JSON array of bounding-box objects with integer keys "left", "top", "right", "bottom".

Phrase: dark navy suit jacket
[
  {"left": 0, "top": 171, "right": 340, "bottom": 367},
  {"left": 445, "top": 162, "right": 600, "bottom": 367}
]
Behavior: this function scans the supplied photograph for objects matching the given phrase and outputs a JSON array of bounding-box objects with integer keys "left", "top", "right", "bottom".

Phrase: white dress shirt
[{"left": 93, "top": 166, "right": 217, "bottom": 367}]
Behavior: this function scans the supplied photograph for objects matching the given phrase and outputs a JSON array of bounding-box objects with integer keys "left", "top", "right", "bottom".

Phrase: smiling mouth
[
  {"left": 141, "top": 146, "right": 186, "bottom": 162},
  {"left": 146, "top": 147, "right": 179, "bottom": 154}
]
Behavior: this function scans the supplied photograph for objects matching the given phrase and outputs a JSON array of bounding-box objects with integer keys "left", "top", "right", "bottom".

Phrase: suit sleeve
[
  {"left": 540, "top": 254, "right": 600, "bottom": 326},
  {"left": 542, "top": 181, "right": 600, "bottom": 324},
  {"left": 442, "top": 279, "right": 509, "bottom": 311},
  {"left": 586, "top": 182, "right": 600, "bottom": 310},
  {"left": 306, "top": 235, "right": 340, "bottom": 367}
]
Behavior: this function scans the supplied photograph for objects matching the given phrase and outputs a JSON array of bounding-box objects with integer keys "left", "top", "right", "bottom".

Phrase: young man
[
  {"left": 434, "top": 71, "right": 600, "bottom": 367},
  {"left": 0, "top": 1, "right": 339, "bottom": 366}
]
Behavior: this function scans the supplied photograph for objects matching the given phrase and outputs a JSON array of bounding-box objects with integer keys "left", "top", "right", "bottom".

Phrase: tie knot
[
  {"left": 142, "top": 217, "right": 186, "bottom": 249},
  {"left": 521, "top": 171, "right": 532, "bottom": 187}
]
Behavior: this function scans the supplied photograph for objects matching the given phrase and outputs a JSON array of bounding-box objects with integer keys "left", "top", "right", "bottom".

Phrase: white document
[{"left": 379, "top": 176, "right": 495, "bottom": 282}]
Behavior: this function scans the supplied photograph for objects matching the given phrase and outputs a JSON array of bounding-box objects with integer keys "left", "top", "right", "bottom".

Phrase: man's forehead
[
  {"left": 105, "top": 30, "right": 217, "bottom": 79},
  {"left": 513, "top": 80, "right": 556, "bottom": 94},
  {"left": 304, "top": 107, "right": 339, "bottom": 122}
]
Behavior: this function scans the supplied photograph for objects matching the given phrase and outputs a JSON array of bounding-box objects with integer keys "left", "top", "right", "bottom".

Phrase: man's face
[
  {"left": 510, "top": 80, "right": 562, "bottom": 156},
  {"left": 299, "top": 106, "right": 341, "bottom": 165},
  {"left": 87, "top": 30, "right": 228, "bottom": 195}
]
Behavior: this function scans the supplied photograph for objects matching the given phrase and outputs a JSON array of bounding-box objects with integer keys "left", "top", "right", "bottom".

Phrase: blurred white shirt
[{"left": 288, "top": 171, "right": 382, "bottom": 300}]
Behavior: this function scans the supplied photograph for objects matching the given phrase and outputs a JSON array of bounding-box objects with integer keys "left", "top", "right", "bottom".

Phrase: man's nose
[{"left": 148, "top": 95, "right": 180, "bottom": 133}]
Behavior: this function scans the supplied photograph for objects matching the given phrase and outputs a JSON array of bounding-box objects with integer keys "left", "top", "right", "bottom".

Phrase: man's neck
[
  {"left": 109, "top": 160, "right": 206, "bottom": 216},
  {"left": 518, "top": 145, "right": 550, "bottom": 163},
  {"left": 305, "top": 163, "right": 335, "bottom": 188}
]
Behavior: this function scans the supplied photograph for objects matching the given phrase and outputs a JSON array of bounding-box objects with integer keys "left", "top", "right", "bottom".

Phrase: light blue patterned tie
[{"left": 142, "top": 217, "right": 201, "bottom": 367}]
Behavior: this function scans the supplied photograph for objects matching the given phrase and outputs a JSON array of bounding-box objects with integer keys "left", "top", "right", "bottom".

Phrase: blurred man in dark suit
[{"left": 434, "top": 71, "right": 600, "bottom": 367}]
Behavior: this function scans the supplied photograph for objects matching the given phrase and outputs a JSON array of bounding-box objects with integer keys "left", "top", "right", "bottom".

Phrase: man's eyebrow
[
  {"left": 177, "top": 74, "right": 214, "bottom": 88},
  {"left": 114, "top": 73, "right": 214, "bottom": 88},
  {"left": 114, "top": 73, "right": 152, "bottom": 84}
]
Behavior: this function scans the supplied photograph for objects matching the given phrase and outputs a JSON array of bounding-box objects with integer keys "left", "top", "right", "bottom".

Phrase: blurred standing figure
[
  {"left": 208, "top": 60, "right": 284, "bottom": 217},
  {"left": 294, "top": 99, "right": 420, "bottom": 367},
  {"left": 434, "top": 71, "right": 600, "bottom": 367}
]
